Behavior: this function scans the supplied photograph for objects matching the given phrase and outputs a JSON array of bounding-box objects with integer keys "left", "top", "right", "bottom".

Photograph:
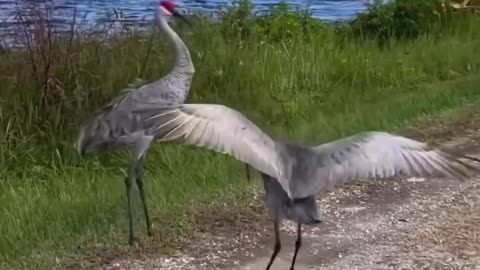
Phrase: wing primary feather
[
  {"left": 213, "top": 125, "right": 221, "bottom": 152},
  {"left": 406, "top": 151, "right": 430, "bottom": 176},
  {"left": 449, "top": 153, "right": 480, "bottom": 172},
  {"left": 395, "top": 149, "right": 410, "bottom": 175},
  {"left": 461, "top": 154, "right": 480, "bottom": 163},
  {"left": 427, "top": 153, "right": 459, "bottom": 178},
  {"left": 162, "top": 114, "right": 193, "bottom": 140},
  {"left": 183, "top": 117, "right": 203, "bottom": 142},
  {"left": 446, "top": 153, "right": 480, "bottom": 179},
  {"left": 426, "top": 152, "right": 458, "bottom": 178},
  {"left": 415, "top": 151, "right": 440, "bottom": 175},
  {"left": 443, "top": 153, "right": 477, "bottom": 180},
  {"left": 196, "top": 118, "right": 210, "bottom": 146},
  {"left": 144, "top": 108, "right": 179, "bottom": 121},
  {"left": 422, "top": 151, "right": 470, "bottom": 180},
  {"left": 434, "top": 152, "right": 466, "bottom": 179},
  {"left": 400, "top": 151, "right": 422, "bottom": 177},
  {"left": 150, "top": 114, "right": 184, "bottom": 134}
]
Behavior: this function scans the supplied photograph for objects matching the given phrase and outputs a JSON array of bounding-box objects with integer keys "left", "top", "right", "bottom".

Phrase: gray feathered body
[
  {"left": 262, "top": 172, "right": 321, "bottom": 225},
  {"left": 74, "top": 4, "right": 198, "bottom": 247},
  {"left": 75, "top": 81, "right": 188, "bottom": 155},
  {"left": 262, "top": 143, "right": 324, "bottom": 224},
  {"left": 76, "top": 11, "right": 194, "bottom": 155}
]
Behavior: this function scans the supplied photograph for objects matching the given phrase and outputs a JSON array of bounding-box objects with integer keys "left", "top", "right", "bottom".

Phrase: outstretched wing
[
  {"left": 139, "top": 104, "right": 290, "bottom": 196},
  {"left": 290, "top": 131, "right": 478, "bottom": 198}
]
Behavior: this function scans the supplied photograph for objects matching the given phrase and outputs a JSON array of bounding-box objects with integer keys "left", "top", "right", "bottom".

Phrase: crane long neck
[{"left": 157, "top": 14, "right": 195, "bottom": 76}]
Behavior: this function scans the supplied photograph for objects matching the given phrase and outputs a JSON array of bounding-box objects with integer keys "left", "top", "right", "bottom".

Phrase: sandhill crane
[
  {"left": 113, "top": 103, "right": 479, "bottom": 269},
  {"left": 75, "top": 0, "right": 196, "bottom": 245}
]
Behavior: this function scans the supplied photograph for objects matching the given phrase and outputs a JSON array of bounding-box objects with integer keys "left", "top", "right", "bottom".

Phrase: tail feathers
[
  {"left": 74, "top": 119, "right": 109, "bottom": 156},
  {"left": 262, "top": 173, "right": 322, "bottom": 225},
  {"left": 289, "top": 196, "right": 322, "bottom": 225},
  {"left": 75, "top": 123, "right": 88, "bottom": 156}
]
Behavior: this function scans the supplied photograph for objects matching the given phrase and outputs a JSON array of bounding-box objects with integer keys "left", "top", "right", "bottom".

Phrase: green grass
[{"left": 1, "top": 1, "right": 480, "bottom": 269}]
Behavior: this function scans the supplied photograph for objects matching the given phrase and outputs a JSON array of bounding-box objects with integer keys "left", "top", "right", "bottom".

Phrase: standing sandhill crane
[
  {"left": 75, "top": 1, "right": 195, "bottom": 245},
  {"left": 116, "top": 103, "right": 480, "bottom": 269}
]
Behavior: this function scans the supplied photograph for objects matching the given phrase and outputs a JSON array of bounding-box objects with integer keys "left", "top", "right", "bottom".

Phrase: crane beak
[{"left": 172, "top": 10, "right": 192, "bottom": 27}]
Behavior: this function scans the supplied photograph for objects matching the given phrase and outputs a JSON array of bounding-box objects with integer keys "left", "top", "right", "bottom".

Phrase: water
[{"left": 0, "top": 0, "right": 375, "bottom": 48}]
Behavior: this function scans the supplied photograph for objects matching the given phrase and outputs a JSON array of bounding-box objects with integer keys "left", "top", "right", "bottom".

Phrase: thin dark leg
[
  {"left": 289, "top": 222, "right": 302, "bottom": 270},
  {"left": 125, "top": 174, "right": 135, "bottom": 245},
  {"left": 245, "top": 164, "right": 251, "bottom": 182},
  {"left": 135, "top": 156, "right": 151, "bottom": 236},
  {"left": 265, "top": 217, "right": 281, "bottom": 270}
]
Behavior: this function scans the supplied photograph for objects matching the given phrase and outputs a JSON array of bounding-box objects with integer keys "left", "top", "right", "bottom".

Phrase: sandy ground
[{"left": 99, "top": 106, "right": 480, "bottom": 270}]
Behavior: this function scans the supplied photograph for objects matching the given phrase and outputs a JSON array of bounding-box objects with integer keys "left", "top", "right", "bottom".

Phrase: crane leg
[
  {"left": 133, "top": 137, "right": 154, "bottom": 239},
  {"left": 124, "top": 136, "right": 153, "bottom": 246},
  {"left": 245, "top": 164, "right": 250, "bottom": 182},
  {"left": 125, "top": 171, "right": 135, "bottom": 245},
  {"left": 265, "top": 217, "right": 281, "bottom": 270},
  {"left": 289, "top": 222, "right": 302, "bottom": 270},
  {"left": 135, "top": 154, "right": 152, "bottom": 236}
]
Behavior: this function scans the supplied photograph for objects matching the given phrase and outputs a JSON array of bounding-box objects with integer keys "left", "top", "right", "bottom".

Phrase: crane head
[{"left": 158, "top": 1, "right": 192, "bottom": 26}]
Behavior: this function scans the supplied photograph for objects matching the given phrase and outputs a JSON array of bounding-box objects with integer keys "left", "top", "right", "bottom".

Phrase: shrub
[
  {"left": 216, "top": 0, "right": 326, "bottom": 43},
  {"left": 351, "top": 0, "right": 453, "bottom": 42},
  {"left": 251, "top": 2, "right": 326, "bottom": 43}
]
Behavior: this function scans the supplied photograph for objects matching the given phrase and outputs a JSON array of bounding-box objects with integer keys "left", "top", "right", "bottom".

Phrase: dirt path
[
  {"left": 237, "top": 173, "right": 480, "bottom": 270},
  {"left": 101, "top": 106, "right": 480, "bottom": 270}
]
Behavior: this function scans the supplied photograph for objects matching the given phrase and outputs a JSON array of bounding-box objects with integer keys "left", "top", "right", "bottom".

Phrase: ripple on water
[{"left": 0, "top": 0, "right": 375, "bottom": 49}]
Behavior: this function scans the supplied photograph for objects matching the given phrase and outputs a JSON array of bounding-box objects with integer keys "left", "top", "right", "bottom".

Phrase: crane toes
[
  {"left": 128, "top": 235, "right": 135, "bottom": 246},
  {"left": 128, "top": 230, "right": 137, "bottom": 246},
  {"left": 128, "top": 237, "right": 141, "bottom": 248}
]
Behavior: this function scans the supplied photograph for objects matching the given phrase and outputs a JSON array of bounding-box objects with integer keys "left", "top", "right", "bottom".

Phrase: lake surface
[{"left": 0, "top": 0, "right": 377, "bottom": 48}]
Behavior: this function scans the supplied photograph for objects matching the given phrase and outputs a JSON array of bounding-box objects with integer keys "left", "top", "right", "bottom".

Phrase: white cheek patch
[{"left": 159, "top": 6, "right": 173, "bottom": 16}]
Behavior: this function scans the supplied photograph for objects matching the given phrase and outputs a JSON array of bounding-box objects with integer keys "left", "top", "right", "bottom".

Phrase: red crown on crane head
[{"left": 160, "top": 1, "right": 176, "bottom": 13}]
